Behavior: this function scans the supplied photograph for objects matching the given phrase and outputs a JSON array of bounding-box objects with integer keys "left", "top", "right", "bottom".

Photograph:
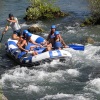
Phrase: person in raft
[
  {"left": 40, "top": 40, "right": 52, "bottom": 51},
  {"left": 22, "top": 30, "right": 43, "bottom": 47},
  {"left": 2, "top": 13, "right": 22, "bottom": 40},
  {"left": 23, "top": 30, "right": 52, "bottom": 51},
  {"left": 17, "top": 36, "right": 38, "bottom": 56},
  {"left": 46, "top": 25, "right": 56, "bottom": 46},
  {"left": 54, "top": 31, "right": 67, "bottom": 50},
  {"left": 39, "top": 25, "right": 56, "bottom": 50},
  {"left": 46, "top": 25, "right": 67, "bottom": 48}
]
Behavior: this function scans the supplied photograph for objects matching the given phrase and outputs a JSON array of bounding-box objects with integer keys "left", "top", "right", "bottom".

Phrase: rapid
[{"left": 0, "top": 0, "right": 100, "bottom": 100}]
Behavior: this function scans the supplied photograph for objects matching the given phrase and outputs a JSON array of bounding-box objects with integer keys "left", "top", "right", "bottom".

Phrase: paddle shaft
[
  {"left": 0, "top": 34, "right": 4, "bottom": 42},
  {"left": 68, "top": 44, "right": 84, "bottom": 51}
]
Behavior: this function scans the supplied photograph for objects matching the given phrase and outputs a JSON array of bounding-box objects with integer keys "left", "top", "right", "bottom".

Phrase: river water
[{"left": 0, "top": 0, "right": 100, "bottom": 100}]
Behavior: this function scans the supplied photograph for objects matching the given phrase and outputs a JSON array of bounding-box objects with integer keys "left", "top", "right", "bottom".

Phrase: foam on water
[
  {"left": 67, "top": 69, "right": 80, "bottom": 77},
  {"left": 0, "top": 0, "right": 100, "bottom": 99},
  {"left": 65, "top": 43, "right": 100, "bottom": 67},
  {"left": 24, "top": 85, "right": 41, "bottom": 93},
  {"left": 40, "top": 93, "right": 94, "bottom": 100},
  {"left": 84, "top": 45, "right": 100, "bottom": 59},
  {"left": 0, "top": 22, "right": 100, "bottom": 99},
  {"left": 84, "top": 78, "right": 100, "bottom": 94},
  {"left": 1, "top": 39, "right": 100, "bottom": 96},
  {"left": 68, "top": 29, "right": 76, "bottom": 34},
  {"left": 0, "top": 65, "right": 81, "bottom": 94}
]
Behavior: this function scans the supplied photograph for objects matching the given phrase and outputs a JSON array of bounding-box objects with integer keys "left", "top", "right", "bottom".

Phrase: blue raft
[{"left": 5, "top": 38, "right": 72, "bottom": 66}]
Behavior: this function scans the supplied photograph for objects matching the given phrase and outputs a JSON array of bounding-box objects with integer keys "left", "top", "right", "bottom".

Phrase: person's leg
[
  {"left": 46, "top": 43, "right": 52, "bottom": 51},
  {"left": 32, "top": 51, "right": 38, "bottom": 56},
  {"left": 32, "top": 51, "right": 35, "bottom": 56},
  {"left": 35, "top": 51, "right": 38, "bottom": 55},
  {"left": 58, "top": 47, "right": 61, "bottom": 50},
  {"left": 12, "top": 34, "right": 19, "bottom": 40},
  {"left": 12, "top": 30, "right": 22, "bottom": 40}
]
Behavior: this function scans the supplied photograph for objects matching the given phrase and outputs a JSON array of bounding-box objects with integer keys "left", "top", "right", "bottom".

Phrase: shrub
[
  {"left": 81, "top": 0, "right": 100, "bottom": 26},
  {"left": 25, "top": 0, "right": 67, "bottom": 21},
  {"left": 88, "top": 0, "right": 100, "bottom": 24}
]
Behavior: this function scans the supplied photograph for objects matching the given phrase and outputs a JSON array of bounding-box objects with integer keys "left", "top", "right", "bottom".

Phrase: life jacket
[
  {"left": 54, "top": 41, "right": 63, "bottom": 49},
  {"left": 50, "top": 34, "right": 55, "bottom": 39}
]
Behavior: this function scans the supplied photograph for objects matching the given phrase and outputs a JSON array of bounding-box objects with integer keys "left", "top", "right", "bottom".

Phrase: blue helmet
[
  {"left": 51, "top": 25, "right": 56, "bottom": 29},
  {"left": 23, "top": 30, "right": 29, "bottom": 35},
  {"left": 54, "top": 31, "right": 60, "bottom": 36},
  {"left": 26, "top": 33, "right": 32, "bottom": 37}
]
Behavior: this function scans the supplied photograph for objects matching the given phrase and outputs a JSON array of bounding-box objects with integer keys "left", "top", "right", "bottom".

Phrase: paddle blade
[{"left": 68, "top": 44, "right": 85, "bottom": 51}]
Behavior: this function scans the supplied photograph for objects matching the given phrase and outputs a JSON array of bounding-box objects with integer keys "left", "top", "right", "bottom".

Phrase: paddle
[
  {"left": 65, "top": 44, "right": 85, "bottom": 51},
  {"left": 41, "top": 43, "right": 85, "bottom": 51},
  {"left": 0, "top": 34, "right": 4, "bottom": 47},
  {"left": 0, "top": 34, "right": 4, "bottom": 42}
]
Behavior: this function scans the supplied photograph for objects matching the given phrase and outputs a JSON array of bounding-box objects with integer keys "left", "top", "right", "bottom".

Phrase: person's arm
[
  {"left": 41, "top": 40, "right": 48, "bottom": 47},
  {"left": 7, "top": 17, "right": 17, "bottom": 23},
  {"left": 46, "top": 33, "right": 50, "bottom": 41},
  {"left": 30, "top": 39, "right": 38, "bottom": 45},
  {"left": 30, "top": 45, "right": 37, "bottom": 51},
  {"left": 17, "top": 40, "right": 29, "bottom": 52},
  {"left": 59, "top": 35, "right": 67, "bottom": 47},
  {"left": 30, "top": 38, "right": 43, "bottom": 47}
]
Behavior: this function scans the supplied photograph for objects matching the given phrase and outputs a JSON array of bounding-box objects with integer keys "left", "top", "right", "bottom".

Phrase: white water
[
  {"left": 1, "top": 41, "right": 100, "bottom": 99},
  {"left": 0, "top": 0, "right": 100, "bottom": 99}
]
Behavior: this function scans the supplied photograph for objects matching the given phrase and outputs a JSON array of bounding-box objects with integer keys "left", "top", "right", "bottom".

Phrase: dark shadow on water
[{"left": 0, "top": 53, "right": 18, "bottom": 78}]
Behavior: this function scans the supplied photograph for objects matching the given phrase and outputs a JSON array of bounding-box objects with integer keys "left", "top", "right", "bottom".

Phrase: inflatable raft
[
  {"left": 5, "top": 37, "right": 72, "bottom": 66},
  {"left": 5, "top": 33, "right": 85, "bottom": 66}
]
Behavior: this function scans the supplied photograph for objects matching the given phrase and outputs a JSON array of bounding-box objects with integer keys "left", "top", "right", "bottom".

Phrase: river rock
[
  {"left": 2, "top": 94, "right": 8, "bottom": 100},
  {"left": 87, "top": 37, "right": 94, "bottom": 44},
  {"left": 28, "top": 25, "right": 44, "bottom": 33}
]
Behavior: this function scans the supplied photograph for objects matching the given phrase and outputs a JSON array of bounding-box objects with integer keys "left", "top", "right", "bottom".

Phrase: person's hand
[
  {"left": 25, "top": 50, "right": 29, "bottom": 53},
  {"left": 2, "top": 31, "right": 5, "bottom": 34},
  {"left": 7, "top": 19, "right": 10, "bottom": 22},
  {"left": 64, "top": 45, "right": 69, "bottom": 48},
  {"left": 37, "top": 43, "right": 43, "bottom": 48},
  {"left": 39, "top": 44, "right": 43, "bottom": 48},
  {"left": 41, "top": 41, "right": 47, "bottom": 46},
  {"left": 41, "top": 42, "right": 44, "bottom": 45},
  {"left": 30, "top": 47, "right": 34, "bottom": 51}
]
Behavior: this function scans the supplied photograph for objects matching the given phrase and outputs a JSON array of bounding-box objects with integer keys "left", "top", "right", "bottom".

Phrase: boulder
[
  {"left": 2, "top": 94, "right": 8, "bottom": 100},
  {"left": 87, "top": 37, "right": 94, "bottom": 44},
  {"left": 28, "top": 24, "right": 44, "bottom": 33}
]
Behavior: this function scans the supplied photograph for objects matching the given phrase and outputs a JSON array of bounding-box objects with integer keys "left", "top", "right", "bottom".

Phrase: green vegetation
[
  {"left": 88, "top": 0, "right": 100, "bottom": 24},
  {"left": 24, "top": 0, "right": 68, "bottom": 21},
  {"left": 88, "top": 0, "right": 100, "bottom": 16},
  {"left": 81, "top": 0, "right": 100, "bottom": 26},
  {"left": 0, "top": 84, "right": 2, "bottom": 99},
  {"left": 80, "top": 17, "right": 94, "bottom": 26}
]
